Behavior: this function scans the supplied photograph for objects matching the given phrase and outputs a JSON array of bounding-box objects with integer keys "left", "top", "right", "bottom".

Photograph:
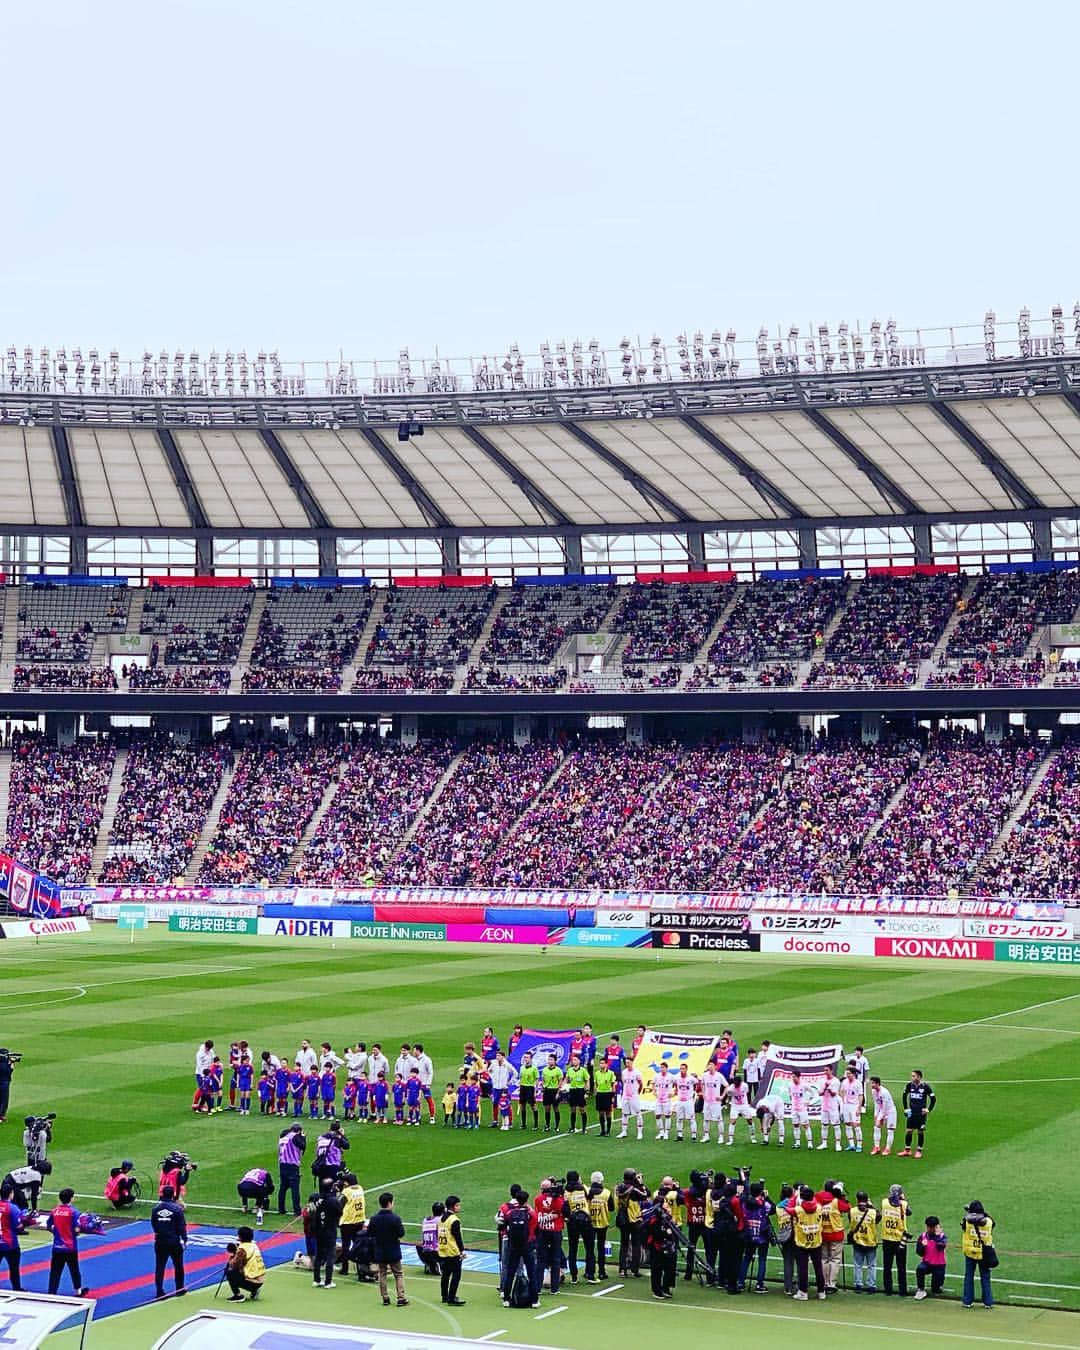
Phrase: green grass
[{"left": 5, "top": 926, "right": 1080, "bottom": 1350}]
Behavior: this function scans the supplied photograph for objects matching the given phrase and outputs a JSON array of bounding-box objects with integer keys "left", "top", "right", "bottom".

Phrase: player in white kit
[
  {"left": 788, "top": 1072, "right": 810, "bottom": 1149},
  {"left": 818, "top": 1067, "right": 843, "bottom": 1151},
  {"left": 699, "top": 1064, "right": 726, "bottom": 1144},
  {"left": 755, "top": 1090, "right": 786, "bottom": 1146},
  {"left": 723, "top": 1074, "right": 758, "bottom": 1146},
  {"left": 653, "top": 1064, "right": 674, "bottom": 1141},
  {"left": 619, "top": 1065, "right": 644, "bottom": 1140},
  {"left": 869, "top": 1076, "right": 897, "bottom": 1156},
  {"left": 674, "top": 1064, "right": 698, "bottom": 1141},
  {"left": 841, "top": 1068, "right": 864, "bottom": 1152}
]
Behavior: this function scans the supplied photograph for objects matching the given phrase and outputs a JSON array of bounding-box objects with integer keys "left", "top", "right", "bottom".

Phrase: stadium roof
[{"left": 4, "top": 353, "right": 1080, "bottom": 538}]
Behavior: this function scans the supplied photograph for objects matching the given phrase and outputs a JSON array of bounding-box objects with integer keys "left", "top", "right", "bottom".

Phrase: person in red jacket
[
  {"left": 815, "top": 1179, "right": 851, "bottom": 1294},
  {"left": 533, "top": 1178, "right": 566, "bottom": 1294}
]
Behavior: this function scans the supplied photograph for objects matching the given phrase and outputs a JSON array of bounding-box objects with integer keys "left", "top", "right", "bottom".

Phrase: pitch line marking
[
  {"left": 866, "top": 988, "right": 1080, "bottom": 1054},
  {"left": 477, "top": 1332, "right": 507, "bottom": 1342},
  {"left": 369, "top": 1122, "right": 602, "bottom": 1193},
  {"left": 533, "top": 1305, "right": 567, "bottom": 1320},
  {"left": 592, "top": 1281, "right": 624, "bottom": 1296},
  {"left": 456, "top": 1278, "right": 1080, "bottom": 1347},
  {"left": 5, "top": 965, "right": 255, "bottom": 998}
]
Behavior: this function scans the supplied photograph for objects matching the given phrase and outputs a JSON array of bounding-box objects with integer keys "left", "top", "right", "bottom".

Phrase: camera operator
[
  {"left": 312, "top": 1120, "right": 349, "bottom": 1186},
  {"left": 533, "top": 1177, "right": 566, "bottom": 1295},
  {"left": 277, "top": 1123, "right": 306, "bottom": 1217},
  {"left": 158, "top": 1152, "right": 195, "bottom": 1201},
  {"left": 615, "top": 1167, "right": 648, "bottom": 1278},
  {"left": 309, "top": 1177, "right": 343, "bottom": 1290},
  {"left": 338, "top": 1172, "right": 366, "bottom": 1276},
  {"left": 150, "top": 1184, "right": 187, "bottom": 1299},
  {"left": 644, "top": 1183, "right": 680, "bottom": 1300},
  {"left": 0, "top": 1049, "right": 19, "bottom": 1124},
  {"left": 104, "top": 1162, "right": 138, "bottom": 1210},
  {"left": 2, "top": 1164, "right": 42, "bottom": 1216},
  {"left": 23, "top": 1114, "right": 53, "bottom": 1171},
  {"left": 682, "top": 1170, "right": 710, "bottom": 1283}
]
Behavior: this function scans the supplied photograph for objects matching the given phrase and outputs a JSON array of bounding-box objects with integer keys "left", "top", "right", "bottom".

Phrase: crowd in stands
[
  {"left": 614, "top": 582, "right": 729, "bottom": 664},
  {"left": 13, "top": 664, "right": 118, "bottom": 690},
  {"left": 351, "top": 668, "right": 454, "bottom": 692},
  {"left": 720, "top": 741, "right": 917, "bottom": 893},
  {"left": 686, "top": 663, "right": 797, "bottom": 690},
  {"left": 947, "top": 570, "right": 1080, "bottom": 660},
  {"left": 926, "top": 656, "right": 1046, "bottom": 689},
  {"left": 976, "top": 743, "right": 1080, "bottom": 898},
  {"left": 100, "top": 738, "right": 233, "bottom": 883},
  {"left": 389, "top": 741, "right": 566, "bottom": 886},
  {"left": 197, "top": 741, "right": 339, "bottom": 884},
  {"left": 465, "top": 667, "right": 569, "bottom": 692},
  {"left": 296, "top": 737, "right": 455, "bottom": 886},
  {"left": 244, "top": 586, "right": 374, "bottom": 693},
  {"left": 242, "top": 668, "right": 341, "bottom": 692},
  {"left": 477, "top": 741, "right": 678, "bottom": 888},
  {"left": 707, "top": 578, "right": 845, "bottom": 666},
  {"left": 367, "top": 587, "right": 496, "bottom": 667},
  {"left": 847, "top": 734, "right": 1042, "bottom": 896},
  {"left": 126, "top": 665, "right": 231, "bottom": 691},
  {"left": 479, "top": 583, "right": 616, "bottom": 665},
  {"left": 823, "top": 574, "right": 961, "bottom": 666},
  {"left": 1053, "top": 658, "right": 1080, "bottom": 686},
  {"left": 141, "top": 587, "right": 252, "bottom": 665},
  {"left": 803, "top": 660, "right": 919, "bottom": 690},
  {"left": 6, "top": 734, "right": 115, "bottom": 883}
]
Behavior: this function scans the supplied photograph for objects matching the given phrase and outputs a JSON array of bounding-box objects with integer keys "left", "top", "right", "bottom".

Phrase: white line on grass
[
  {"left": 477, "top": 1332, "right": 507, "bottom": 1342},
  {"left": 592, "top": 1282, "right": 624, "bottom": 1297},
  {"left": 866, "top": 988, "right": 1080, "bottom": 1055},
  {"left": 368, "top": 1123, "right": 602, "bottom": 1193},
  {"left": 533, "top": 1306, "right": 566, "bottom": 1320},
  {"left": 8, "top": 966, "right": 254, "bottom": 999}
]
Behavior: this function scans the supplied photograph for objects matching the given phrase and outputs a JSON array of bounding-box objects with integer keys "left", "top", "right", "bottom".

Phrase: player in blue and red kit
[
  {"left": 343, "top": 1078, "right": 358, "bottom": 1121},
  {"left": 194, "top": 1069, "right": 214, "bottom": 1114},
  {"left": 455, "top": 1077, "right": 469, "bottom": 1129},
  {"left": 290, "top": 1065, "right": 305, "bottom": 1118},
  {"left": 392, "top": 1075, "right": 406, "bottom": 1125},
  {"left": 306, "top": 1069, "right": 321, "bottom": 1119},
  {"left": 275, "top": 1062, "right": 290, "bottom": 1116},
  {"left": 371, "top": 1073, "right": 389, "bottom": 1124},
  {"left": 603, "top": 1036, "right": 626, "bottom": 1080},
  {"left": 47, "top": 1188, "right": 87, "bottom": 1296},
  {"left": 237, "top": 1056, "right": 254, "bottom": 1115},
  {"left": 210, "top": 1058, "right": 225, "bottom": 1112},
  {"left": 356, "top": 1078, "right": 369, "bottom": 1123},
  {"left": 0, "top": 1180, "right": 25, "bottom": 1290},
  {"left": 320, "top": 1067, "right": 337, "bottom": 1118},
  {"left": 466, "top": 1077, "right": 480, "bottom": 1129},
  {"left": 257, "top": 1071, "right": 273, "bottom": 1115},
  {"left": 405, "top": 1069, "right": 423, "bottom": 1125}
]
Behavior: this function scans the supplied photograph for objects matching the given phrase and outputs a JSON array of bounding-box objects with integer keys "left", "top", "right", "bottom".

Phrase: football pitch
[{"left": 3, "top": 927, "right": 1079, "bottom": 1350}]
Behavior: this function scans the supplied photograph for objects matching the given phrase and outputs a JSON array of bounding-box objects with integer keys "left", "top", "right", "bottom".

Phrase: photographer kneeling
[
  {"left": 159, "top": 1151, "right": 196, "bottom": 1201},
  {"left": 237, "top": 1166, "right": 274, "bottom": 1220},
  {"left": 225, "top": 1225, "right": 265, "bottom": 1302},
  {"left": 104, "top": 1162, "right": 139, "bottom": 1210}
]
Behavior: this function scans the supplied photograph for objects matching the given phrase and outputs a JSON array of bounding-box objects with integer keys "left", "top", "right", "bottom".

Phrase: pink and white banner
[{"left": 445, "top": 924, "right": 552, "bottom": 945}]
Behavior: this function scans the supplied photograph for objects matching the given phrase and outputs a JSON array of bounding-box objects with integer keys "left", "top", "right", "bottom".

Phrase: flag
[
  {"left": 757, "top": 1044, "right": 844, "bottom": 1118},
  {"left": 630, "top": 1030, "right": 722, "bottom": 1111}
]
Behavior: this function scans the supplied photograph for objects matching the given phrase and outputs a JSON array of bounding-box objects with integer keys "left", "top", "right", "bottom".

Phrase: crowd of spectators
[
  {"left": 976, "top": 743, "right": 1080, "bottom": 899},
  {"left": 721, "top": 741, "right": 918, "bottom": 893},
  {"left": 477, "top": 740, "right": 678, "bottom": 887},
  {"left": 803, "top": 660, "right": 919, "bottom": 690},
  {"left": 13, "top": 665, "right": 118, "bottom": 690},
  {"left": 926, "top": 656, "right": 1046, "bottom": 689},
  {"left": 824, "top": 574, "right": 962, "bottom": 664},
  {"left": 6, "top": 734, "right": 116, "bottom": 883},
  {"left": 367, "top": 587, "right": 496, "bottom": 667},
  {"left": 296, "top": 737, "right": 455, "bottom": 886},
  {"left": 242, "top": 668, "right": 341, "bottom": 692},
  {"left": 389, "top": 741, "right": 566, "bottom": 886},
  {"left": 847, "top": 734, "right": 1042, "bottom": 896},
  {"left": 591, "top": 742, "right": 790, "bottom": 890},
  {"left": 244, "top": 586, "right": 375, "bottom": 693},
  {"left": 686, "top": 663, "right": 797, "bottom": 690},
  {"left": 351, "top": 668, "right": 454, "bottom": 692},
  {"left": 100, "top": 738, "right": 234, "bottom": 883},
  {"left": 947, "top": 570, "right": 1080, "bottom": 660},
  {"left": 127, "top": 665, "right": 231, "bottom": 692},
  {"left": 141, "top": 587, "right": 252, "bottom": 665},
  {"left": 707, "top": 578, "right": 846, "bottom": 666},
  {"left": 614, "top": 582, "right": 730, "bottom": 664},
  {"left": 464, "top": 667, "right": 569, "bottom": 692},
  {"left": 197, "top": 741, "right": 339, "bottom": 884},
  {"left": 479, "top": 583, "right": 616, "bottom": 665},
  {"left": 1053, "top": 658, "right": 1080, "bottom": 686}
]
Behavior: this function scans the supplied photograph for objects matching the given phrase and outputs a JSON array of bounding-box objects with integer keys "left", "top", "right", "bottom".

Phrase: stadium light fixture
[
  {"left": 1018, "top": 307, "right": 1031, "bottom": 358},
  {"left": 397, "top": 419, "right": 424, "bottom": 442},
  {"left": 984, "top": 311, "right": 996, "bottom": 361}
]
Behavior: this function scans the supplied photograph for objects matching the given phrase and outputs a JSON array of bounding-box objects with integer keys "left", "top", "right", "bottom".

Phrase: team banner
[
  {"left": 508, "top": 1028, "right": 579, "bottom": 1077},
  {"left": 757, "top": 1044, "right": 845, "bottom": 1119},
  {"left": 631, "top": 1030, "right": 722, "bottom": 1109}
]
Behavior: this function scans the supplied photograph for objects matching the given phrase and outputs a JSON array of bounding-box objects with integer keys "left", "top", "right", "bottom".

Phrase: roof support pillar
[
  {"left": 318, "top": 537, "right": 338, "bottom": 576},
  {"left": 564, "top": 535, "right": 583, "bottom": 573},
  {"left": 686, "top": 529, "right": 705, "bottom": 569},
  {"left": 441, "top": 536, "right": 460, "bottom": 573},
  {"left": 196, "top": 538, "right": 213, "bottom": 574},
  {"left": 914, "top": 523, "right": 932, "bottom": 565},
  {"left": 70, "top": 536, "right": 87, "bottom": 572},
  {"left": 798, "top": 527, "right": 818, "bottom": 569},
  {"left": 1033, "top": 518, "right": 1052, "bottom": 561}
]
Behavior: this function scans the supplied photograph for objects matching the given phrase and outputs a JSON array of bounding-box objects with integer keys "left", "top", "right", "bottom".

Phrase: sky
[{"left": 1, "top": 1, "right": 1077, "bottom": 367}]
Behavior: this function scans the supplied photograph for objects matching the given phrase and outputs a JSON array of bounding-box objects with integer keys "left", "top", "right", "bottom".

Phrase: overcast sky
[{"left": 1, "top": 1, "right": 1075, "bottom": 365}]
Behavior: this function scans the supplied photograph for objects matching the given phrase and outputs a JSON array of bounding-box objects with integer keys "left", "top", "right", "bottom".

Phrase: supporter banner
[
  {"left": 965, "top": 919, "right": 1073, "bottom": 940},
  {"left": 649, "top": 912, "right": 749, "bottom": 931},
  {"left": 757, "top": 1044, "right": 845, "bottom": 1119},
  {"left": 94, "top": 884, "right": 265, "bottom": 904},
  {"left": 994, "top": 940, "right": 1080, "bottom": 964},
  {"left": 652, "top": 930, "right": 760, "bottom": 952},
  {"left": 169, "top": 915, "right": 259, "bottom": 935},
  {"left": 264, "top": 904, "right": 375, "bottom": 922},
  {"left": 9, "top": 862, "right": 36, "bottom": 914},
  {"left": 508, "top": 1028, "right": 579, "bottom": 1076},
  {"left": 595, "top": 909, "right": 650, "bottom": 928},
  {"left": 445, "top": 924, "right": 550, "bottom": 944},
  {"left": 874, "top": 936, "right": 995, "bottom": 961},
  {"left": 631, "top": 1030, "right": 722, "bottom": 1107},
  {"left": 558, "top": 928, "right": 651, "bottom": 949},
  {"left": 255, "top": 918, "right": 353, "bottom": 939},
  {"left": 373, "top": 906, "right": 488, "bottom": 924},
  {"left": 0, "top": 916, "right": 91, "bottom": 939},
  {"left": 759, "top": 933, "right": 875, "bottom": 957},
  {"left": 957, "top": 899, "right": 1065, "bottom": 920},
  {"left": 351, "top": 921, "right": 447, "bottom": 942},
  {"left": 95, "top": 903, "right": 260, "bottom": 923}
]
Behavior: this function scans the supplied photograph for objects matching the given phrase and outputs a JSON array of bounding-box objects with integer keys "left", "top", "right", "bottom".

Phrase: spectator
[{"left": 367, "top": 1191, "right": 409, "bottom": 1307}]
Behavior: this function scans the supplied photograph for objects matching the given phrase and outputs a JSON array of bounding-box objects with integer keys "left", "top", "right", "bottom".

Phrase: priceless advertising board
[
  {"left": 652, "top": 930, "right": 760, "bottom": 952},
  {"left": 759, "top": 933, "right": 875, "bottom": 957},
  {"left": 558, "top": 928, "right": 651, "bottom": 949},
  {"left": 964, "top": 919, "right": 1073, "bottom": 940},
  {"left": 874, "top": 936, "right": 994, "bottom": 961},
  {"left": 255, "top": 918, "right": 353, "bottom": 939},
  {"left": 351, "top": 921, "right": 447, "bottom": 942},
  {"left": 994, "top": 940, "right": 1080, "bottom": 964},
  {"left": 631, "top": 1030, "right": 722, "bottom": 1107},
  {"left": 757, "top": 1043, "right": 845, "bottom": 1119},
  {"left": 95, "top": 902, "right": 260, "bottom": 923},
  {"left": 650, "top": 911, "right": 748, "bottom": 931},
  {"left": 0, "top": 916, "right": 91, "bottom": 940}
]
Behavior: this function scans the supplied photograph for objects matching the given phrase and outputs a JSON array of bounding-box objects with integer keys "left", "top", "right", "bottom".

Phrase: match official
[{"left": 151, "top": 1185, "right": 187, "bottom": 1299}]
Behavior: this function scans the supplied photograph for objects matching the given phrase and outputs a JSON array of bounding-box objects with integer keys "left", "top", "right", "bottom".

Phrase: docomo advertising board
[
  {"left": 0, "top": 916, "right": 91, "bottom": 940},
  {"left": 759, "top": 932, "right": 876, "bottom": 957}
]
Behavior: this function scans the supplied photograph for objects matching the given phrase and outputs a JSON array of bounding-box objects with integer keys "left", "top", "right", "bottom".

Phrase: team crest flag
[
  {"left": 757, "top": 1043, "right": 845, "bottom": 1118},
  {"left": 508, "top": 1028, "right": 579, "bottom": 1078},
  {"left": 630, "top": 1030, "right": 723, "bottom": 1110}
]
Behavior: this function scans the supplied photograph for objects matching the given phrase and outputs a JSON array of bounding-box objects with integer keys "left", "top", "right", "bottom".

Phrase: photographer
[
  {"left": 225, "top": 1225, "right": 265, "bottom": 1303},
  {"left": 277, "top": 1123, "right": 306, "bottom": 1217},
  {"left": 338, "top": 1172, "right": 366, "bottom": 1276},
  {"left": 309, "top": 1178, "right": 343, "bottom": 1290},
  {"left": 880, "top": 1183, "right": 912, "bottom": 1297},
  {"left": 158, "top": 1152, "right": 195, "bottom": 1201},
  {"left": 104, "top": 1162, "right": 138, "bottom": 1210},
  {"left": 564, "top": 1171, "right": 591, "bottom": 1284},
  {"left": 497, "top": 1185, "right": 537, "bottom": 1308},
  {"left": 0, "top": 1049, "right": 18, "bottom": 1124},
  {"left": 312, "top": 1120, "right": 349, "bottom": 1186},
  {"left": 710, "top": 1178, "right": 744, "bottom": 1295},
  {"left": 2, "top": 1165, "right": 42, "bottom": 1216},
  {"left": 740, "top": 1181, "right": 774, "bottom": 1294},
  {"left": 533, "top": 1177, "right": 566, "bottom": 1294},
  {"left": 237, "top": 1167, "right": 274, "bottom": 1220},
  {"left": 960, "top": 1199, "right": 996, "bottom": 1309},
  {"left": 681, "top": 1170, "right": 710, "bottom": 1283},
  {"left": 615, "top": 1168, "right": 647, "bottom": 1279},
  {"left": 585, "top": 1172, "right": 611, "bottom": 1283},
  {"left": 23, "top": 1114, "right": 53, "bottom": 1171},
  {"left": 644, "top": 1186, "right": 679, "bottom": 1301}
]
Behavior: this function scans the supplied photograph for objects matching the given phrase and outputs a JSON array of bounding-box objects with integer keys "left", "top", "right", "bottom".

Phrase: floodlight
[
  {"left": 984, "top": 310, "right": 996, "bottom": 361},
  {"left": 1052, "top": 304, "right": 1065, "bottom": 356},
  {"left": 1018, "top": 307, "right": 1031, "bottom": 358}
]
